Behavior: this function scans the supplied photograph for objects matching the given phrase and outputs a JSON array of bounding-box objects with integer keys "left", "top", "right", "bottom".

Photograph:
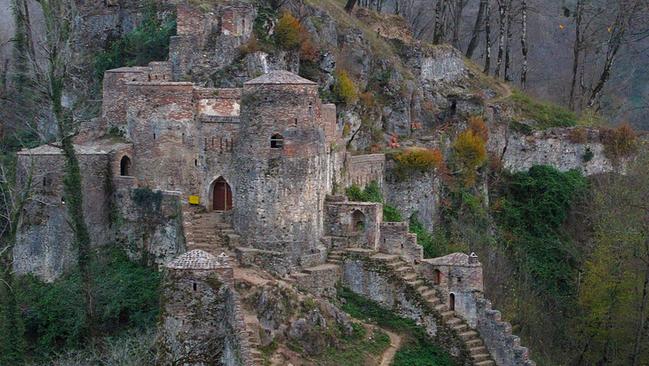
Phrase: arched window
[
  {"left": 120, "top": 156, "right": 132, "bottom": 176},
  {"left": 449, "top": 293, "right": 455, "bottom": 311},
  {"left": 270, "top": 133, "right": 284, "bottom": 149},
  {"left": 352, "top": 210, "right": 366, "bottom": 233}
]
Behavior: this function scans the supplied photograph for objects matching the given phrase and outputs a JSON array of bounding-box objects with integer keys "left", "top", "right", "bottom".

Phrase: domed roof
[
  {"left": 166, "top": 249, "right": 229, "bottom": 270},
  {"left": 244, "top": 70, "right": 317, "bottom": 85}
]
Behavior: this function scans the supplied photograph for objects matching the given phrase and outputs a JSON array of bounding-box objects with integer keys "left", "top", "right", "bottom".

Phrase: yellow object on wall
[{"left": 188, "top": 195, "right": 200, "bottom": 205}]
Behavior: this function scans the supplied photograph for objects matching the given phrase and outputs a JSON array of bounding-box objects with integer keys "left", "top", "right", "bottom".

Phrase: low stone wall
[
  {"left": 345, "top": 153, "right": 385, "bottom": 188},
  {"left": 236, "top": 247, "right": 293, "bottom": 277},
  {"left": 379, "top": 222, "right": 423, "bottom": 263},
  {"left": 324, "top": 198, "right": 382, "bottom": 250},
  {"left": 475, "top": 296, "right": 536, "bottom": 366}
]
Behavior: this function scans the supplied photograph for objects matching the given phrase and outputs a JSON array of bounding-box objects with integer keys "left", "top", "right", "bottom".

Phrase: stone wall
[
  {"left": 232, "top": 75, "right": 329, "bottom": 264},
  {"left": 489, "top": 126, "right": 623, "bottom": 175},
  {"left": 126, "top": 81, "right": 200, "bottom": 195},
  {"left": 156, "top": 255, "right": 244, "bottom": 365},
  {"left": 419, "top": 253, "right": 484, "bottom": 328},
  {"left": 475, "top": 296, "right": 536, "bottom": 366},
  {"left": 341, "top": 256, "right": 470, "bottom": 365},
  {"left": 378, "top": 222, "right": 422, "bottom": 263},
  {"left": 324, "top": 198, "right": 382, "bottom": 250},
  {"left": 113, "top": 188, "right": 185, "bottom": 267},
  {"left": 102, "top": 67, "right": 148, "bottom": 131},
  {"left": 13, "top": 145, "right": 113, "bottom": 282},
  {"left": 345, "top": 153, "right": 385, "bottom": 189},
  {"left": 384, "top": 163, "right": 441, "bottom": 231},
  {"left": 169, "top": 2, "right": 255, "bottom": 82}
]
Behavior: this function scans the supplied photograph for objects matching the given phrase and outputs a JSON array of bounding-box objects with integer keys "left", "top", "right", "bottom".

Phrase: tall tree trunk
[
  {"left": 494, "top": 0, "right": 507, "bottom": 77},
  {"left": 569, "top": 0, "right": 584, "bottom": 110},
  {"left": 451, "top": 0, "right": 467, "bottom": 48},
  {"left": 503, "top": 0, "right": 514, "bottom": 81},
  {"left": 432, "top": 0, "right": 447, "bottom": 44},
  {"left": 520, "top": 0, "right": 528, "bottom": 88},
  {"left": 483, "top": 0, "right": 493, "bottom": 73},
  {"left": 344, "top": 0, "right": 358, "bottom": 12},
  {"left": 630, "top": 269, "right": 649, "bottom": 365},
  {"left": 466, "top": 0, "right": 487, "bottom": 58}
]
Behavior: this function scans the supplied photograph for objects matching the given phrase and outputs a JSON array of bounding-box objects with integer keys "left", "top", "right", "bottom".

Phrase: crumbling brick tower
[{"left": 232, "top": 71, "right": 328, "bottom": 264}]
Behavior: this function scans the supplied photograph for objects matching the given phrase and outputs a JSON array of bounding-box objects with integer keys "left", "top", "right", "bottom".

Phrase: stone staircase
[
  {"left": 183, "top": 209, "right": 241, "bottom": 256},
  {"left": 181, "top": 206, "right": 262, "bottom": 365},
  {"left": 331, "top": 249, "right": 495, "bottom": 366}
]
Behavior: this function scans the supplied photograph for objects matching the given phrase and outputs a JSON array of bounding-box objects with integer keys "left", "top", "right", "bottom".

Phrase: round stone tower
[{"left": 232, "top": 70, "right": 328, "bottom": 264}]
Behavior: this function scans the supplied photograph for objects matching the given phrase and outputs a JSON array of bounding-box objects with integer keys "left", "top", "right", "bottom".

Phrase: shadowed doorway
[{"left": 212, "top": 177, "right": 232, "bottom": 211}]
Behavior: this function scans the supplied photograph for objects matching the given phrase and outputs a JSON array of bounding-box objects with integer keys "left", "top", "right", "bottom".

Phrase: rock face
[
  {"left": 13, "top": 145, "right": 113, "bottom": 282},
  {"left": 489, "top": 125, "right": 623, "bottom": 175},
  {"left": 156, "top": 250, "right": 244, "bottom": 366},
  {"left": 384, "top": 166, "right": 442, "bottom": 231}
]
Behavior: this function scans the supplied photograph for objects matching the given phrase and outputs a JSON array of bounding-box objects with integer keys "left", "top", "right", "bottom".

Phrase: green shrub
[
  {"left": 274, "top": 12, "right": 301, "bottom": 50},
  {"left": 495, "top": 165, "right": 588, "bottom": 299},
  {"left": 94, "top": 3, "right": 176, "bottom": 79},
  {"left": 345, "top": 181, "right": 382, "bottom": 203},
  {"left": 333, "top": 70, "right": 358, "bottom": 105},
  {"left": 408, "top": 214, "right": 437, "bottom": 258},
  {"left": 383, "top": 205, "right": 403, "bottom": 222},
  {"left": 509, "top": 90, "right": 577, "bottom": 129},
  {"left": 394, "top": 147, "right": 444, "bottom": 179},
  {"left": 451, "top": 129, "right": 487, "bottom": 187},
  {"left": 132, "top": 187, "right": 163, "bottom": 212},
  {"left": 15, "top": 248, "right": 160, "bottom": 360}
]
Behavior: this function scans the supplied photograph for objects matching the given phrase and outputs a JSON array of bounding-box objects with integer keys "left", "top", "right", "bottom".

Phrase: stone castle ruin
[{"left": 13, "top": 2, "right": 536, "bottom": 365}]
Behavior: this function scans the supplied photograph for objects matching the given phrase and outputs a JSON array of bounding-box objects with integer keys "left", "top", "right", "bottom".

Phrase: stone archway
[
  {"left": 211, "top": 177, "right": 232, "bottom": 211},
  {"left": 120, "top": 156, "right": 132, "bottom": 176}
]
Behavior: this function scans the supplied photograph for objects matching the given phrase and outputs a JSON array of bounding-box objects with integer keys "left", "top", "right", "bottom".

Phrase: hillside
[{"left": 0, "top": 1, "right": 648, "bottom": 366}]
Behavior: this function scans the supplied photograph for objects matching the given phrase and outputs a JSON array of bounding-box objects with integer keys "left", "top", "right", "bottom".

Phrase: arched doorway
[
  {"left": 120, "top": 156, "right": 131, "bottom": 176},
  {"left": 212, "top": 177, "right": 232, "bottom": 211},
  {"left": 433, "top": 269, "right": 441, "bottom": 285},
  {"left": 351, "top": 210, "right": 366, "bottom": 233},
  {"left": 449, "top": 293, "right": 455, "bottom": 311}
]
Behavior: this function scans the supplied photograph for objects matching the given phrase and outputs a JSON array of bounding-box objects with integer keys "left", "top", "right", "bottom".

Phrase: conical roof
[
  {"left": 166, "top": 249, "right": 227, "bottom": 270},
  {"left": 244, "top": 70, "right": 316, "bottom": 85}
]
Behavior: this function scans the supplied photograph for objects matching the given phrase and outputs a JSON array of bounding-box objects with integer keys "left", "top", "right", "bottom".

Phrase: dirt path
[{"left": 379, "top": 329, "right": 402, "bottom": 366}]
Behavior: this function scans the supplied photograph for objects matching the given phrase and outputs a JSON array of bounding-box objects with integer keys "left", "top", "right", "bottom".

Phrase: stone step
[
  {"left": 475, "top": 361, "right": 495, "bottom": 366},
  {"left": 452, "top": 323, "right": 468, "bottom": 332},
  {"left": 470, "top": 346, "right": 487, "bottom": 356},
  {"left": 446, "top": 317, "right": 462, "bottom": 326},
  {"left": 328, "top": 259, "right": 342, "bottom": 264},
  {"left": 424, "top": 296, "right": 440, "bottom": 305},
  {"left": 435, "top": 304, "right": 449, "bottom": 312},
  {"left": 472, "top": 353, "right": 491, "bottom": 362},
  {"left": 459, "top": 330, "right": 479, "bottom": 341},
  {"left": 466, "top": 339, "right": 483, "bottom": 348},
  {"left": 401, "top": 273, "right": 418, "bottom": 281},
  {"left": 405, "top": 279, "right": 424, "bottom": 287},
  {"left": 421, "top": 289, "right": 436, "bottom": 298},
  {"left": 440, "top": 310, "right": 455, "bottom": 321},
  {"left": 416, "top": 285, "right": 430, "bottom": 294}
]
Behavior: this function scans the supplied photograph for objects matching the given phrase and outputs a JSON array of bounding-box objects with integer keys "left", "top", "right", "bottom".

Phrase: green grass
[
  {"left": 508, "top": 90, "right": 577, "bottom": 130},
  {"left": 338, "top": 287, "right": 454, "bottom": 366},
  {"left": 316, "top": 322, "right": 391, "bottom": 365}
]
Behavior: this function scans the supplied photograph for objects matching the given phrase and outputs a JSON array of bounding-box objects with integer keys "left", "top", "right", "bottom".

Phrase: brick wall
[{"left": 346, "top": 153, "right": 385, "bottom": 188}]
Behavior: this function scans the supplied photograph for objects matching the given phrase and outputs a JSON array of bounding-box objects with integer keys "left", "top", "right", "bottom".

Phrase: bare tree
[
  {"left": 484, "top": 0, "right": 493, "bottom": 73},
  {"left": 494, "top": 0, "right": 508, "bottom": 77},
  {"left": 345, "top": 0, "right": 358, "bottom": 12},
  {"left": 520, "top": 0, "right": 528, "bottom": 88},
  {"left": 466, "top": 0, "right": 488, "bottom": 58}
]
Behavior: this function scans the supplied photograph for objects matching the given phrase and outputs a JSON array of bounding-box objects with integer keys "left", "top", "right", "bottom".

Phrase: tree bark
[
  {"left": 520, "top": 0, "right": 528, "bottom": 88},
  {"left": 344, "top": 0, "right": 358, "bottom": 12},
  {"left": 569, "top": 0, "right": 584, "bottom": 110},
  {"left": 466, "top": 0, "right": 487, "bottom": 58},
  {"left": 494, "top": 0, "right": 507, "bottom": 77},
  {"left": 432, "top": 0, "right": 447, "bottom": 44},
  {"left": 484, "top": 0, "right": 493, "bottom": 73},
  {"left": 503, "top": 0, "right": 514, "bottom": 81}
]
